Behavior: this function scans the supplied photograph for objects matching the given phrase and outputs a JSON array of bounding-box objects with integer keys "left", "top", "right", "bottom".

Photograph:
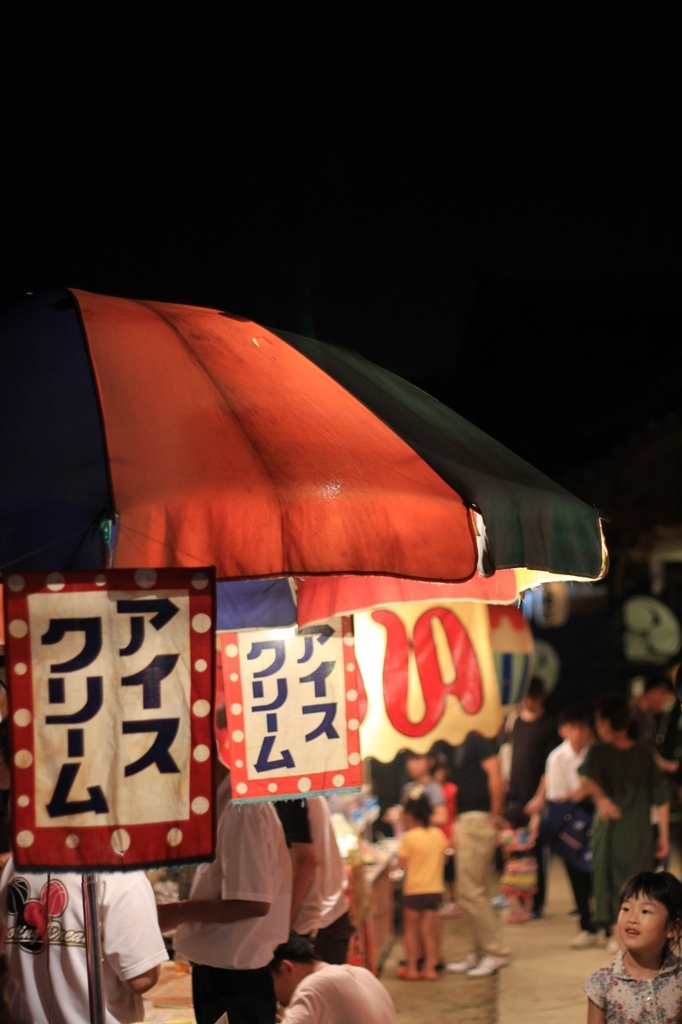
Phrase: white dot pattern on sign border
[
  {"left": 94, "top": 574, "right": 107, "bottom": 586},
  {"left": 13, "top": 709, "right": 32, "bottom": 727},
  {"left": 135, "top": 569, "right": 157, "bottom": 588},
  {"left": 192, "top": 613, "right": 212, "bottom": 634},
  {"left": 348, "top": 719, "right": 359, "bottom": 731},
  {"left": 111, "top": 829, "right": 131, "bottom": 853},
  {"left": 226, "top": 644, "right": 239, "bottom": 659},
  {"left": 346, "top": 689, "right": 358, "bottom": 701},
  {"left": 235, "top": 759, "right": 244, "bottom": 768},
  {"left": 192, "top": 573, "right": 210, "bottom": 590},
  {"left": 230, "top": 703, "right": 243, "bottom": 716},
  {"left": 193, "top": 745, "right": 210, "bottom": 762},
  {"left": 14, "top": 750, "right": 33, "bottom": 769},
  {"left": 17, "top": 795, "right": 30, "bottom": 808},
  {"left": 333, "top": 774, "right": 345, "bottom": 787},
  {"left": 229, "top": 672, "right": 239, "bottom": 682},
  {"left": 349, "top": 752, "right": 361, "bottom": 765},
  {"left": 66, "top": 834, "right": 80, "bottom": 849},
  {"left": 194, "top": 659, "right": 208, "bottom": 672},
  {"left": 7, "top": 575, "right": 25, "bottom": 592},
  {"left": 343, "top": 636, "right": 354, "bottom": 646},
  {"left": 236, "top": 782, "right": 248, "bottom": 795},
  {"left": 192, "top": 797, "right": 210, "bottom": 815},
  {"left": 232, "top": 730, "right": 244, "bottom": 743},
  {"left": 9, "top": 620, "right": 28, "bottom": 639},
  {"left": 46, "top": 573, "right": 65, "bottom": 591},
  {"left": 14, "top": 663, "right": 27, "bottom": 676},
  {"left": 268, "top": 783, "right": 278, "bottom": 793},
  {"left": 192, "top": 699, "right": 211, "bottom": 718},
  {"left": 298, "top": 777, "right": 312, "bottom": 792},
  {"left": 345, "top": 662, "right": 355, "bottom": 672},
  {"left": 16, "top": 831, "right": 34, "bottom": 848},
  {"left": 167, "top": 828, "right": 183, "bottom": 847}
]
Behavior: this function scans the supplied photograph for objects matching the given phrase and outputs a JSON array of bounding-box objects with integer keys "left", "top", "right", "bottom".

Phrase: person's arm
[
  {"left": 653, "top": 750, "right": 679, "bottom": 775},
  {"left": 124, "top": 964, "right": 161, "bottom": 994},
  {"left": 587, "top": 998, "right": 605, "bottom": 1024},
  {"left": 157, "top": 897, "right": 270, "bottom": 933},
  {"left": 481, "top": 754, "right": 504, "bottom": 820},
  {"left": 577, "top": 777, "right": 621, "bottom": 820},
  {"left": 524, "top": 775, "right": 545, "bottom": 816},
  {"left": 655, "top": 801, "right": 670, "bottom": 859},
  {"left": 289, "top": 841, "right": 318, "bottom": 925},
  {"left": 429, "top": 803, "right": 448, "bottom": 828}
]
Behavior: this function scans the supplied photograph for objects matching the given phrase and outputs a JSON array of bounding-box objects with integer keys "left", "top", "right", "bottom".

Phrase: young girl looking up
[
  {"left": 584, "top": 871, "right": 682, "bottom": 1023},
  {"left": 397, "top": 792, "right": 448, "bottom": 981}
]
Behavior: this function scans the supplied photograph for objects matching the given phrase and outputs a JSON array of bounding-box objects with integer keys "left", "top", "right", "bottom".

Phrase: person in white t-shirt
[
  {"left": 543, "top": 704, "right": 595, "bottom": 948},
  {"left": 293, "top": 797, "right": 353, "bottom": 963},
  {"left": 0, "top": 858, "right": 168, "bottom": 1024},
  {"left": 158, "top": 760, "right": 292, "bottom": 1024},
  {"left": 270, "top": 932, "right": 397, "bottom": 1024}
]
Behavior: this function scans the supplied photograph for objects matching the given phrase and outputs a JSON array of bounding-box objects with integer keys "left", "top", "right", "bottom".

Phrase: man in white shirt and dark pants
[
  {"left": 543, "top": 704, "right": 596, "bottom": 948},
  {"left": 157, "top": 761, "right": 292, "bottom": 1024},
  {"left": 270, "top": 932, "right": 396, "bottom": 1023}
]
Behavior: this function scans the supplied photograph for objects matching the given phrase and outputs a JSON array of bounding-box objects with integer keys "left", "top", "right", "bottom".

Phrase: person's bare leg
[
  {"left": 402, "top": 907, "right": 422, "bottom": 974},
  {"left": 420, "top": 909, "right": 441, "bottom": 977}
]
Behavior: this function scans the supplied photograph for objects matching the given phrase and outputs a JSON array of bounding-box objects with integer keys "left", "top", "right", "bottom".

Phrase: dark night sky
[{"left": 2, "top": 14, "right": 680, "bottom": 485}]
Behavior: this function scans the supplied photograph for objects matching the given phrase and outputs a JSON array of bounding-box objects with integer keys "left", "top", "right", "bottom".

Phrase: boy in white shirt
[{"left": 543, "top": 704, "right": 595, "bottom": 948}]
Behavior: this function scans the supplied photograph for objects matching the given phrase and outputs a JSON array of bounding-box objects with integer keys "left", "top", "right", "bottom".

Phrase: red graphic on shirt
[{"left": 6, "top": 877, "right": 72, "bottom": 954}]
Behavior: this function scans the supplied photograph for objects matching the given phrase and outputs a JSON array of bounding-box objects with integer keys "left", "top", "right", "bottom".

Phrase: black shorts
[{"left": 402, "top": 893, "right": 443, "bottom": 912}]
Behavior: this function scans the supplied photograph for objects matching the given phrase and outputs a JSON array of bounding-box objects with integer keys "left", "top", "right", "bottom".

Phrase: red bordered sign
[
  {"left": 3, "top": 568, "right": 216, "bottom": 871},
  {"left": 218, "top": 618, "right": 362, "bottom": 802}
]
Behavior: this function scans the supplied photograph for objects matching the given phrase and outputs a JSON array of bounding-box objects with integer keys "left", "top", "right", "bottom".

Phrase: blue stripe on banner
[
  {"left": 216, "top": 578, "right": 297, "bottom": 630},
  {"left": 501, "top": 652, "right": 513, "bottom": 705},
  {"left": 0, "top": 290, "right": 113, "bottom": 572},
  {"left": 231, "top": 786, "right": 362, "bottom": 806}
]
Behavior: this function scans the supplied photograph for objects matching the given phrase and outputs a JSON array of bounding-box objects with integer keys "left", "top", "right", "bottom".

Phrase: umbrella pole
[
  {"left": 83, "top": 872, "right": 106, "bottom": 1023},
  {"left": 81, "top": 522, "right": 114, "bottom": 1023}
]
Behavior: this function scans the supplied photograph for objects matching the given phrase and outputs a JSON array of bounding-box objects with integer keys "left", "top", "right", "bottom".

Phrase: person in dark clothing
[{"left": 506, "top": 677, "right": 560, "bottom": 916}]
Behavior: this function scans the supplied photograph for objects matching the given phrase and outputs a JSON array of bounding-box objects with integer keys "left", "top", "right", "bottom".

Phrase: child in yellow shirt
[{"left": 397, "top": 791, "right": 448, "bottom": 980}]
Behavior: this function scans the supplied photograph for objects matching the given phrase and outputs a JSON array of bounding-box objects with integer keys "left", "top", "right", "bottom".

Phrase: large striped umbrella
[{"left": 0, "top": 288, "right": 606, "bottom": 589}]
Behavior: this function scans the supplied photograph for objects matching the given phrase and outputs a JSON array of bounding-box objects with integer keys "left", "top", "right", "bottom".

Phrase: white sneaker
[
  {"left": 570, "top": 931, "right": 597, "bottom": 949},
  {"left": 466, "top": 954, "right": 510, "bottom": 977},
  {"left": 489, "top": 893, "right": 510, "bottom": 909},
  {"left": 447, "top": 955, "right": 479, "bottom": 974}
]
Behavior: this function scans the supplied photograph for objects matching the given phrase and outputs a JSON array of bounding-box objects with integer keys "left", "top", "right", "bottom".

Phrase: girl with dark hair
[
  {"left": 396, "top": 793, "right": 448, "bottom": 981},
  {"left": 585, "top": 871, "right": 682, "bottom": 1023},
  {"left": 578, "top": 693, "right": 670, "bottom": 952}
]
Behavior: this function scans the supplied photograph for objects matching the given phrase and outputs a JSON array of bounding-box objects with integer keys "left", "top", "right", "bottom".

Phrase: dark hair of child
[
  {"left": 594, "top": 692, "right": 630, "bottom": 733},
  {"left": 620, "top": 871, "right": 682, "bottom": 957},
  {"left": 557, "top": 703, "right": 592, "bottom": 728},
  {"left": 430, "top": 751, "right": 452, "bottom": 780},
  {"left": 270, "top": 931, "right": 321, "bottom": 971},
  {"left": 403, "top": 793, "right": 431, "bottom": 827},
  {"left": 502, "top": 801, "right": 530, "bottom": 831}
]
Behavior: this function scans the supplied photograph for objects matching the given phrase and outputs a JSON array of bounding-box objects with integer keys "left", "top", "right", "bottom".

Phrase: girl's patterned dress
[
  {"left": 498, "top": 827, "right": 538, "bottom": 899},
  {"left": 584, "top": 949, "right": 682, "bottom": 1023}
]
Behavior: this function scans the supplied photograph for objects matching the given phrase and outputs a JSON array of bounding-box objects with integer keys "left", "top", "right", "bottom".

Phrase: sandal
[
  {"left": 420, "top": 970, "right": 439, "bottom": 980},
  {"left": 397, "top": 967, "right": 422, "bottom": 980},
  {"left": 507, "top": 909, "right": 531, "bottom": 923}
]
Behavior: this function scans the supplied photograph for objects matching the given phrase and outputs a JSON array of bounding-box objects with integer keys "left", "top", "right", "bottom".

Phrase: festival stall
[{"left": 0, "top": 289, "right": 606, "bottom": 1010}]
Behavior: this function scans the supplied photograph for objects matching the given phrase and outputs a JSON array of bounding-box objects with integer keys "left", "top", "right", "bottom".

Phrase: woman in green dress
[{"left": 578, "top": 693, "right": 669, "bottom": 950}]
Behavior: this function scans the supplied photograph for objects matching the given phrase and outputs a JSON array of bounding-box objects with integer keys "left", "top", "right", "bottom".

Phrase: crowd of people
[{"left": 0, "top": 673, "right": 681, "bottom": 1022}]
